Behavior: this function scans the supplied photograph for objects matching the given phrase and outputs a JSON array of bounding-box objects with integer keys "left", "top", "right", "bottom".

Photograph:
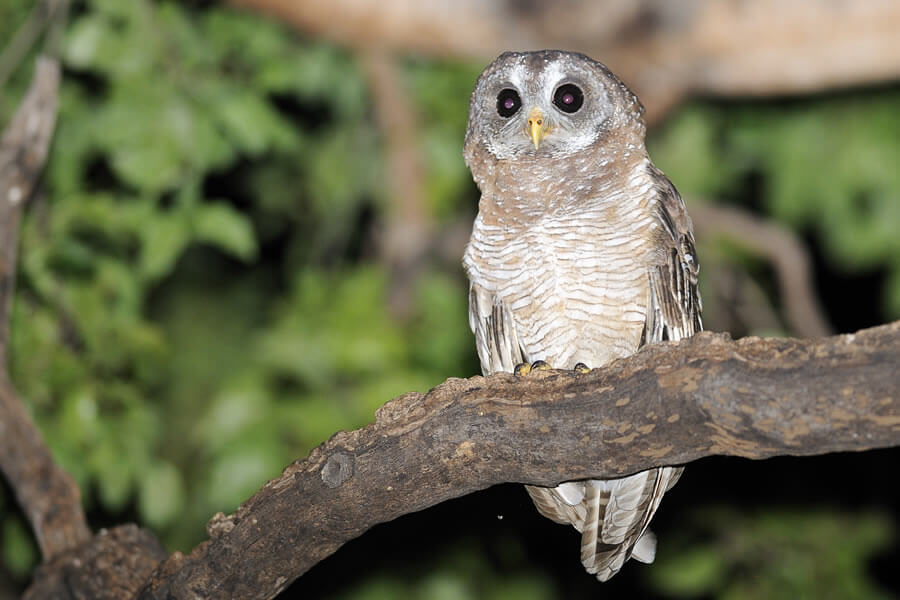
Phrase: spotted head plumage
[{"left": 464, "top": 50, "right": 646, "bottom": 167}]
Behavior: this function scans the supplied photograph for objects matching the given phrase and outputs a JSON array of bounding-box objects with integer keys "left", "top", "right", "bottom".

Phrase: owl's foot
[
  {"left": 514, "top": 360, "right": 552, "bottom": 376},
  {"left": 572, "top": 362, "right": 591, "bottom": 374}
]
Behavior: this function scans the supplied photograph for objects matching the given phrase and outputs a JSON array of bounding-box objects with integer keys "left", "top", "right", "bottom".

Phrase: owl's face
[{"left": 464, "top": 50, "right": 644, "bottom": 165}]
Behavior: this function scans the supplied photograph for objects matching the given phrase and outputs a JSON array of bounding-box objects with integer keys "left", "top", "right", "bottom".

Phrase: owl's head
[{"left": 463, "top": 50, "right": 646, "bottom": 169}]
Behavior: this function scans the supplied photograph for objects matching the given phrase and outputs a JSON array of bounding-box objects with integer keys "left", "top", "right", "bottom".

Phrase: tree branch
[
  {"left": 228, "top": 0, "right": 900, "bottom": 123},
  {"left": 134, "top": 322, "right": 899, "bottom": 600},
  {"left": 0, "top": 56, "right": 94, "bottom": 561},
  {"left": 0, "top": 57, "right": 58, "bottom": 361},
  {"left": 358, "top": 49, "right": 432, "bottom": 318},
  {"left": 22, "top": 525, "right": 167, "bottom": 600}
]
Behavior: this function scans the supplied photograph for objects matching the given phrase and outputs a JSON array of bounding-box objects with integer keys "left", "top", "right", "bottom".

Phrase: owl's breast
[{"left": 465, "top": 208, "right": 654, "bottom": 368}]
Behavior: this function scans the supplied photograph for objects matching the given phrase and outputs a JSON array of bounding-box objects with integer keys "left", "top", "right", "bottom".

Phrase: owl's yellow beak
[{"left": 527, "top": 107, "right": 547, "bottom": 150}]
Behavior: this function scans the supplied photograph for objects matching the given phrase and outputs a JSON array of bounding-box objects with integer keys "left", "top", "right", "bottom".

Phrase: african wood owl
[{"left": 462, "top": 50, "right": 702, "bottom": 581}]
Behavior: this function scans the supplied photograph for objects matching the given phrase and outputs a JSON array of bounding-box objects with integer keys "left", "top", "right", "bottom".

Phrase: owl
[{"left": 462, "top": 50, "right": 702, "bottom": 581}]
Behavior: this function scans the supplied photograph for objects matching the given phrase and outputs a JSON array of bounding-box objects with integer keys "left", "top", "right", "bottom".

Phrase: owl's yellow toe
[{"left": 514, "top": 360, "right": 552, "bottom": 376}]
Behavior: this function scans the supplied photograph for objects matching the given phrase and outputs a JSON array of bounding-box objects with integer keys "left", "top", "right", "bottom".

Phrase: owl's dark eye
[
  {"left": 496, "top": 88, "right": 521, "bottom": 118},
  {"left": 553, "top": 84, "right": 584, "bottom": 113}
]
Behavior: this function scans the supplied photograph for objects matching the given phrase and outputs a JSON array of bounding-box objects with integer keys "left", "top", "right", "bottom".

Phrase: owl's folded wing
[
  {"left": 468, "top": 281, "right": 525, "bottom": 375},
  {"left": 643, "top": 164, "right": 703, "bottom": 344}
]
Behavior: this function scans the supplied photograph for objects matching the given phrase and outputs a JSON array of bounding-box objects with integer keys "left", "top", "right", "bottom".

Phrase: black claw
[{"left": 514, "top": 362, "right": 531, "bottom": 376}]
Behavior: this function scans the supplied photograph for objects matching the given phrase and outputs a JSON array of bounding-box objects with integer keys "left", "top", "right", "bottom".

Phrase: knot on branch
[{"left": 321, "top": 451, "right": 354, "bottom": 488}]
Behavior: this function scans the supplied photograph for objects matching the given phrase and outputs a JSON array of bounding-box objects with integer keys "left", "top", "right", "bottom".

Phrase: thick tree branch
[
  {"left": 229, "top": 0, "right": 900, "bottom": 123},
  {"left": 135, "top": 322, "right": 899, "bottom": 600},
  {"left": 0, "top": 56, "right": 93, "bottom": 560}
]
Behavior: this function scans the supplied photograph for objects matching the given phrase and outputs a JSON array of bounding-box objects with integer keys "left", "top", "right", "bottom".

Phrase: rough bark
[
  {"left": 133, "top": 322, "right": 899, "bottom": 600},
  {"left": 22, "top": 525, "right": 167, "bottom": 600},
  {"left": 228, "top": 0, "right": 900, "bottom": 123}
]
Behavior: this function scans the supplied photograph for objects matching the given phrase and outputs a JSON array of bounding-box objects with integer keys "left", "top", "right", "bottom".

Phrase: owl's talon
[
  {"left": 515, "top": 360, "right": 552, "bottom": 376},
  {"left": 573, "top": 362, "right": 591, "bottom": 374}
]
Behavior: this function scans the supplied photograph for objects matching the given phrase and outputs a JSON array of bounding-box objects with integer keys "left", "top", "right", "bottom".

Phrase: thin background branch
[
  {"left": 359, "top": 49, "right": 432, "bottom": 318},
  {"left": 0, "top": 56, "right": 91, "bottom": 561},
  {"left": 690, "top": 203, "right": 833, "bottom": 338}
]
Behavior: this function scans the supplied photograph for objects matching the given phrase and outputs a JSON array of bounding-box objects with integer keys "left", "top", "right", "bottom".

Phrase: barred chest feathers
[{"left": 463, "top": 157, "right": 662, "bottom": 369}]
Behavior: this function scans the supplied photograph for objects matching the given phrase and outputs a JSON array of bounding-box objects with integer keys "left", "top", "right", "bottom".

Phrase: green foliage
[
  {"left": 405, "top": 59, "right": 483, "bottom": 218},
  {"left": 1, "top": 498, "right": 37, "bottom": 579},
  {"left": 0, "top": 0, "right": 38, "bottom": 120},
  {"left": 650, "top": 508, "right": 894, "bottom": 600}
]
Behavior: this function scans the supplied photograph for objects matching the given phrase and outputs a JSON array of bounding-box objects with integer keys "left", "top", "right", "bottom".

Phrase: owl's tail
[
  {"left": 583, "top": 468, "right": 680, "bottom": 581},
  {"left": 528, "top": 466, "right": 682, "bottom": 582},
  {"left": 580, "top": 482, "right": 645, "bottom": 581}
]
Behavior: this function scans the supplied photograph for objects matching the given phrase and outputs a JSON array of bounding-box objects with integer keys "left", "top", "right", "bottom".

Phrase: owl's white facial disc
[{"left": 464, "top": 50, "right": 642, "bottom": 165}]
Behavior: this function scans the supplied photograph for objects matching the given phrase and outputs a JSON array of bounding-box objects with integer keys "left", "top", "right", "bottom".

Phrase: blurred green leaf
[
  {"left": 205, "top": 440, "right": 284, "bottom": 511},
  {"left": 2, "top": 517, "right": 38, "bottom": 577},
  {"left": 90, "top": 440, "right": 135, "bottom": 510},
  {"left": 139, "top": 213, "right": 191, "bottom": 281},
  {"left": 64, "top": 14, "right": 126, "bottom": 72},
  {"left": 651, "top": 546, "right": 727, "bottom": 597},
  {"left": 649, "top": 106, "right": 736, "bottom": 200},
  {"left": 193, "top": 202, "right": 258, "bottom": 261},
  {"left": 214, "top": 91, "right": 298, "bottom": 155},
  {"left": 139, "top": 462, "right": 186, "bottom": 528}
]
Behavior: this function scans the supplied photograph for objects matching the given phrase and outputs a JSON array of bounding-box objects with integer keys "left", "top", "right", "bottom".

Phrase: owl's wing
[
  {"left": 468, "top": 281, "right": 526, "bottom": 375},
  {"left": 643, "top": 164, "right": 703, "bottom": 345}
]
